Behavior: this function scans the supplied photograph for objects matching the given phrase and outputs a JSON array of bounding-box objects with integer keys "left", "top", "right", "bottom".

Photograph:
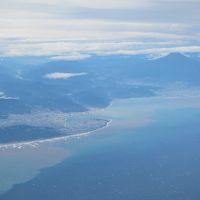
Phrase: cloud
[
  {"left": 45, "top": 72, "right": 87, "bottom": 80},
  {"left": 0, "top": 92, "right": 19, "bottom": 100},
  {"left": 1, "top": 37, "right": 200, "bottom": 59},
  {"left": 97, "top": 46, "right": 200, "bottom": 58},
  {"left": 50, "top": 53, "right": 91, "bottom": 61},
  {"left": 0, "top": 0, "right": 199, "bottom": 58}
]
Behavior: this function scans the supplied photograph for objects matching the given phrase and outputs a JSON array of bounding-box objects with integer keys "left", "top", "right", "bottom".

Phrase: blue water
[{"left": 1, "top": 97, "right": 200, "bottom": 200}]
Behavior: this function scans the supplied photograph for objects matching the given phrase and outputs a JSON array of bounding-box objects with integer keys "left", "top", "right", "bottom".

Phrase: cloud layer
[
  {"left": 0, "top": 0, "right": 199, "bottom": 58},
  {"left": 45, "top": 72, "right": 87, "bottom": 80}
]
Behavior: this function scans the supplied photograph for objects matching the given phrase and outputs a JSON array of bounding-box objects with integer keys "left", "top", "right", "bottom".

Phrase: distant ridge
[
  {"left": 155, "top": 52, "right": 194, "bottom": 62},
  {"left": 136, "top": 52, "right": 200, "bottom": 84}
]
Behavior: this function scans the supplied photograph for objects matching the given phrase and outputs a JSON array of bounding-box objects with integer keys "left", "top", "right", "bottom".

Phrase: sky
[{"left": 0, "top": 0, "right": 200, "bottom": 59}]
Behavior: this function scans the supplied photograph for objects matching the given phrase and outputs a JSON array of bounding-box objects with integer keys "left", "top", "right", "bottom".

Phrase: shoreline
[{"left": 0, "top": 119, "right": 112, "bottom": 149}]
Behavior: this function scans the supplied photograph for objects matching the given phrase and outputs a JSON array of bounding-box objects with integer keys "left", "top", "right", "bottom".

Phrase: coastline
[{"left": 0, "top": 119, "right": 112, "bottom": 149}]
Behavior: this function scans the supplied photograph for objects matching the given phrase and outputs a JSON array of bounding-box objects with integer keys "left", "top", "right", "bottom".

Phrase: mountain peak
[
  {"left": 154, "top": 52, "right": 194, "bottom": 63},
  {"left": 165, "top": 52, "right": 187, "bottom": 59}
]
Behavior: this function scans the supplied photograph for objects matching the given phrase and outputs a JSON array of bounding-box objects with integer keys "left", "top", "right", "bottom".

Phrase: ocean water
[{"left": 1, "top": 96, "right": 200, "bottom": 200}]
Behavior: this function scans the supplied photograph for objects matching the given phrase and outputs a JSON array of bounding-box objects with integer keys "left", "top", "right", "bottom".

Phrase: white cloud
[
  {"left": 45, "top": 72, "right": 87, "bottom": 80},
  {"left": 0, "top": 0, "right": 199, "bottom": 57},
  {"left": 1, "top": 37, "right": 199, "bottom": 59},
  {"left": 50, "top": 54, "right": 91, "bottom": 61},
  {"left": 69, "top": 0, "right": 152, "bottom": 9},
  {"left": 102, "top": 46, "right": 200, "bottom": 57},
  {"left": 0, "top": 92, "right": 19, "bottom": 100},
  {"left": 0, "top": 0, "right": 152, "bottom": 11}
]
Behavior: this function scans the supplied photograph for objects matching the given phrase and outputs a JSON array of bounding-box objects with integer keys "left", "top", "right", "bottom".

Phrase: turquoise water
[{"left": 1, "top": 96, "right": 200, "bottom": 199}]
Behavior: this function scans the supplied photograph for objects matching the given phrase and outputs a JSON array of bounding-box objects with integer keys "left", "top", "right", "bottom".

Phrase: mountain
[
  {"left": 0, "top": 53, "right": 199, "bottom": 117},
  {"left": 146, "top": 53, "right": 200, "bottom": 83},
  {"left": 103, "top": 53, "right": 200, "bottom": 84}
]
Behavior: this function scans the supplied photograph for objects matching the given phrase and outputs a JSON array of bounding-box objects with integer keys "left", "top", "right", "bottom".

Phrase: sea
[{"left": 0, "top": 95, "right": 200, "bottom": 200}]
